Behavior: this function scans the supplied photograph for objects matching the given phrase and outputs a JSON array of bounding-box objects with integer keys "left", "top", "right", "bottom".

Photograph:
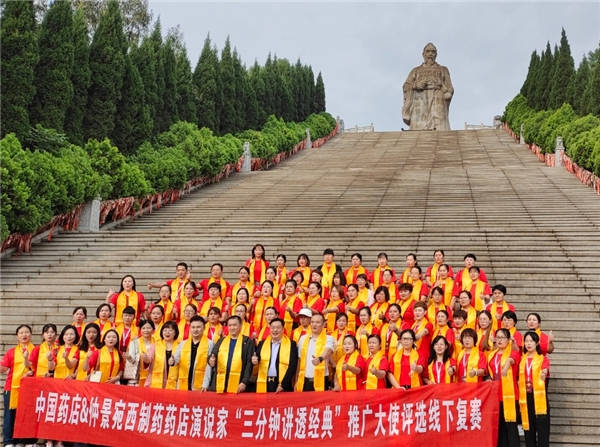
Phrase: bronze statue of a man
[{"left": 402, "top": 43, "right": 453, "bottom": 130}]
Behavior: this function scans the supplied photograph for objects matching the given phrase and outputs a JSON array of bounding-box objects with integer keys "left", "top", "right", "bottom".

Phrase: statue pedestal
[{"left": 79, "top": 196, "right": 101, "bottom": 232}]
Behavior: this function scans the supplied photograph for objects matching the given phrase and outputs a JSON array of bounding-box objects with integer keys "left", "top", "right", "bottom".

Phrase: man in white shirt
[{"left": 296, "top": 314, "right": 334, "bottom": 391}]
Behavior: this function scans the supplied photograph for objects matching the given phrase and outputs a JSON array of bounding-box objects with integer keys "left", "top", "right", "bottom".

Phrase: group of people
[{"left": 2, "top": 246, "right": 553, "bottom": 447}]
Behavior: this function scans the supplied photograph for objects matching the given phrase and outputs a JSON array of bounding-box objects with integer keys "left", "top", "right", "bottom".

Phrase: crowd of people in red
[{"left": 2, "top": 246, "right": 553, "bottom": 447}]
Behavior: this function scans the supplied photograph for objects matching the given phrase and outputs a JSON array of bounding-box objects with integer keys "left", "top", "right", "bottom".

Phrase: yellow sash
[
  {"left": 114, "top": 290, "right": 140, "bottom": 325},
  {"left": 295, "top": 267, "right": 312, "bottom": 288},
  {"left": 326, "top": 298, "right": 343, "bottom": 333},
  {"left": 321, "top": 263, "right": 337, "bottom": 290},
  {"left": 178, "top": 295, "right": 199, "bottom": 319},
  {"left": 331, "top": 329, "right": 348, "bottom": 364},
  {"left": 206, "top": 277, "right": 228, "bottom": 300},
  {"left": 460, "top": 269, "right": 472, "bottom": 290},
  {"left": 357, "top": 323, "right": 374, "bottom": 357},
  {"left": 280, "top": 294, "right": 299, "bottom": 335},
  {"left": 372, "top": 266, "right": 392, "bottom": 289},
  {"left": 76, "top": 346, "right": 96, "bottom": 381},
  {"left": 306, "top": 294, "right": 322, "bottom": 311},
  {"left": 411, "top": 280, "right": 425, "bottom": 301},
  {"left": 258, "top": 325, "right": 270, "bottom": 341},
  {"left": 35, "top": 342, "right": 54, "bottom": 377},
  {"left": 252, "top": 296, "right": 276, "bottom": 330},
  {"left": 488, "top": 347, "right": 517, "bottom": 422},
  {"left": 519, "top": 354, "right": 547, "bottom": 430},
  {"left": 365, "top": 351, "right": 385, "bottom": 390},
  {"left": 401, "top": 268, "right": 413, "bottom": 284},
  {"left": 54, "top": 345, "right": 79, "bottom": 379},
  {"left": 207, "top": 324, "right": 222, "bottom": 343},
  {"left": 95, "top": 347, "right": 121, "bottom": 384},
  {"left": 477, "top": 328, "right": 493, "bottom": 351},
  {"left": 412, "top": 319, "right": 428, "bottom": 349},
  {"left": 216, "top": 336, "right": 244, "bottom": 393},
  {"left": 240, "top": 321, "right": 252, "bottom": 338},
  {"left": 391, "top": 349, "right": 420, "bottom": 388},
  {"left": 256, "top": 335, "right": 292, "bottom": 393},
  {"left": 347, "top": 295, "right": 367, "bottom": 333},
  {"left": 345, "top": 266, "right": 367, "bottom": 286},
  {"left": 177, "top": 336, "right": 209, "bottom": 390},
  {"left": 138, "top": 338, "right": 153, "bottom": 385},
  {"left": 381, "top": 323, "right": 400, "bottom": 358},
  {"left": 463, "top": 306, "right": 478, "bottom": 330},
  {"left": 177, "top": 321, "right": 190, "bottom": 341},
  {"left": 276, "top": 267, "right": 288, "bottom": 288},
  {"left": 440, "top": 278, "right": 454, "bottom": 305},
  {"left": 150, "top": 340, "right": 179, "bottom": 389},
  {"left": 457, "top": 349, "right": 482, "bottom": 383},
  {"left": 336, "top": 351, "right": 360, "bottom": 391},
  {"left": 293, "top": 326, "right": 311, "bottom": 343},
  {"left": 370, "top": 302, "right": 389, "bottom": 329},
  {"left": 382, "top": 284, "right": 397, "bottom": 304},
  {"left": 428, "top": 359, "right": 453, "bottom": 384},
  {"left": 400, "top": 297, "right": 415, "bottom": 318},
  {"left": 297, "top": 331, "right": 327, "bottom": 392},
  {"left": 170, "top": 278, "right": 188, "bottom": 302},
  {"left": 9, "top": 343, "right": 34, "bottom": 409},
  {"left": 428, "top": 303, "right": 448, "bottom": 331},
  {"left": 231, "top": 281, "right": 252, "bottom": 306},
  {"left": 248, "top": 259, "right": 267, "bottom": 285},
  {"left": 466, "top": 281, "right": 486, "bottom": 311},
  {"left": 200, "top": 298, "right": 223, "bottom": 319},
  {"left": 429, "top": 264, "right": 441, "bottom": 283},
  {"left": 489, "top": 301, "right": 510, "bottom": 331},
  {"left": 116, "top": 324, "right": 139, "bottom": 348},
  {"left": 152, "top": 322, "right": 164, "bottom": 343}
]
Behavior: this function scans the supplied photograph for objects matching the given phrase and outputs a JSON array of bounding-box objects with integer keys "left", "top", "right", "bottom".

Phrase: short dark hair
[
  {"left": 161, "top": 321, "right": 179, "bottom": 340},
  {"left": 270, "top": 318, "right": 285, "bottom": 327},
  {"left": 461, "top": 328, "right": 478, "bottom": 344},
  {"left": 464, "top": 253, "right": 476, "bottom": 261},
  {"left": 208, "top": 282, "right": 222, "bottom": 291},
  {"left": 176, "top": 262, "right": 189, "bottom": 270},
  {"left": 122, "top": 306, "right": 136, "bottom": 315},
  {"left": 492, "top": 284, "right": 507, "bottom": 295},
  {"left": 190, "top": 315, "right": 206, "bottom": 325},
  {"left": 59, "top": 325, "right": 80, "bottom": 346},
  {"left": 95, "top": 303, "right": 112, "bottom": 319},
  {"left": 227, "top": 315, "right": 242, "bottom": 325}
]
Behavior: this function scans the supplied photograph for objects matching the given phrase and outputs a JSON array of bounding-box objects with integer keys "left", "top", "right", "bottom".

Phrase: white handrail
[{"left": 345, "top": 123, "right": 374, "bottom": 133}]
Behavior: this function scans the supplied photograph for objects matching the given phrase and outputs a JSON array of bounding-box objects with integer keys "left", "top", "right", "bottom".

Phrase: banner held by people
[{"left": 15, "top": 377, "right": 499, "bottom": 446}]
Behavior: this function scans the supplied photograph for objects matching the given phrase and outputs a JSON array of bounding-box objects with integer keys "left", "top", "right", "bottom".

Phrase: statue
[{"left": 402, "top": 43, "right": 453, "bottom": 130}]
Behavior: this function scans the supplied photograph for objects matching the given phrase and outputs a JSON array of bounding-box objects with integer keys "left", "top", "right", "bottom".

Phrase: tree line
[
  {"left": 519, "top": 28, "right": 599, "bottom": 116},
  {"left": 503, "top": 30, "right": 600, "bottom": 178},
  {"left": 0, "top": 0, "right": 328, "bottom": 155}
]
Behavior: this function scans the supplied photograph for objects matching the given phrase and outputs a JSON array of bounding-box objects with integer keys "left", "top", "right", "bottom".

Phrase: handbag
[{"left": 123, "top": 356, "right": 140, "bottom": 381}]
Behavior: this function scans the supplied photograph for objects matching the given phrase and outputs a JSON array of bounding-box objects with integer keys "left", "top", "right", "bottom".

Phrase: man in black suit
[
  {"left": 207, "top": 315, "right": 254, "bottom": 393},
  {"left": 252, "top": 318, "right": 298, "bottom": 393}
]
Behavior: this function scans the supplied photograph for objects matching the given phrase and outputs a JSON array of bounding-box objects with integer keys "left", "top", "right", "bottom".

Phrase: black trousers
[
  {"left": 524, "top": 392, "right": 550, "bottom": 447},
  {"left": 266, "top": 377, "right": 278, "bottom": 392},
  {"left": 498, "top": 402, "right": 520, "bottom": 447},
  {"left": 302, "top": 377, "right": 330, "bottom": 392}
]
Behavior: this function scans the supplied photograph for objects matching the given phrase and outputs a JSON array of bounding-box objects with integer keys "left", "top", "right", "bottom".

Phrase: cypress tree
[
  {"left": 582, "top": 63, "right": 600, "bottom": 117},
  {"left": 249, "top": 61, "right": 268, "bottom": 126},
  {"left": 193, "top": 34, "right": 219, "bottom": 131},
  {"left": 245, "top": 81, "right": 260, "bottom": 130},
  {"left": 531, "top": 42, "right": 553, "bottom": 110},
  {"left": 160, "top": 38, "right": 179, "bottom": 131},
  {"left": 232, "top": 49, "right": 247, "bottom": 132},
  {"left": 314, "top": 71, "right": 326, "bottom": 113},
  {"left": 64, "top": 6, "right": 92, "bottom": 146},
  {"left": 30, "top": 0, "right": 75, "bottom": 133},
  {"left": 294, "top": 60, "right": 308, "bottom": 121},
  {"left": 175, "top": 46, "right": 197, "bottom": 124},
  {"left": 549, "top": 29, "right": 576, "bottom": 110},
  {"left": 83, "top": 0, "right": 126, "bottom": 141},
  {"left": 1, "top": 0, "right": 38, "bottom": 139},
  {"left": 306, "top": 66, "right": 316, "bottom": 114},
  {"left": 568, "top": 56, "right": 590, "bottom": 115},
  {"left": 131, "top": 36, "right": 157, "bottom": 135},
  {"left": 520, "top": 50, "right": 540, "bottom": 101},
  {"left": 276, "top": 59, "right": 294, "bottom": 122},
  {"left": 150, "top": 21, "right": 166, "bottom": 134},
  {"left": 219, "top": 37, "right": 237, "bottom": 134},
  {"left": 112, "top": 55, "right": 152, "bottom": 155}
]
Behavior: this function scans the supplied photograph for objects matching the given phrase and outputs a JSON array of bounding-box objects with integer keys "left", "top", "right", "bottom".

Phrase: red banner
[{"left": 15, "top": 377, "right": 499, "bottom": 446}]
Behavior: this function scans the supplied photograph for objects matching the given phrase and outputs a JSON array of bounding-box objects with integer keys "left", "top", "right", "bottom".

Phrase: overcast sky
[{"left": 149, "top": 1, "right": 599, "bottom": 131}]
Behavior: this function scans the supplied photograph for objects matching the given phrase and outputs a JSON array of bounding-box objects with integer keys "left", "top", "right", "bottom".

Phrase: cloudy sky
[{"left": 149, "top": 1, "right": 599, "bottom": 131}]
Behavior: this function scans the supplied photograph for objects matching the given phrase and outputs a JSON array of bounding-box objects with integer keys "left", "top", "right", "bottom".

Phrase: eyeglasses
[
  {"left": 401, "top": 337, "right": 414, "bottom": 341},
  {"left": 495, "top": 336, "right": 508, "bottom": 340}
]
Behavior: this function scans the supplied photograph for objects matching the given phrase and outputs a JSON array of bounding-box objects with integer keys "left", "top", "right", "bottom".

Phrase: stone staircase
[{"left": 1, "top": 129, "right": 600, "bottom": 445}]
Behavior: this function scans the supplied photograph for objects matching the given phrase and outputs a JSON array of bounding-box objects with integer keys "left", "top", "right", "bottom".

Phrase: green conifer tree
[
  {"left": 232, "top": 49, "right": 247, "bottom": 132},
  {"left": 193, "top": 34, "right": 219, "bottom": 131},
  {"left": 568, "top": 56, "right": 590, "bottom": 115},
  {"left": 306, "top": 66, "right": 316, "bottom": 114},
  {"left": 219, "top": 37, "right": 237, "bottom": 134},
  {"left": 64, "top": 6, "right": 92, "bottom": 145},
  {"left": 1, "top": 0, "right": 39, "bottom": 138},
  {"left": 83, "top": 0, "right": 126, "bottom": 141},
  {"left": 131, "top": 36, "right": 157, "bottom": 135},
  {"left": 249, "top": 61, "right": 268, "bottom": 126},
  {"left": 112, "top": 56, "right": 152, "bottom": 154},
  {"left": 520, "top": 50, "right": 540, "bottom": 101},
  {"left": 175, "top": 46, "right": 197, "bottom": 124},
  {"left": 150, "top": 20, "right": 166, "bottom": 134},
  {"left": 531, "top": 42, "right": 553, "bottom": 110},
  {"left": 30, "top": 0, "right": 74, "bottom": 133},
  {"left": 582, "top": 62, "right": 600, "bottom": 117},
  {"left": 160, "top": 38, "right": 179, "bottom": 130},
  {"left": 314, "top": 72, "right": 326, "bottom": 113},
  {"left": 549, "top": 29, "right": 576, "bottom": 110}
]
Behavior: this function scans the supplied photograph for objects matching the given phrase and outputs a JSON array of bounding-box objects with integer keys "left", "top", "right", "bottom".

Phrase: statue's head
[{"left": 422, "top": 43, "right": 437, "bottom": 65}]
